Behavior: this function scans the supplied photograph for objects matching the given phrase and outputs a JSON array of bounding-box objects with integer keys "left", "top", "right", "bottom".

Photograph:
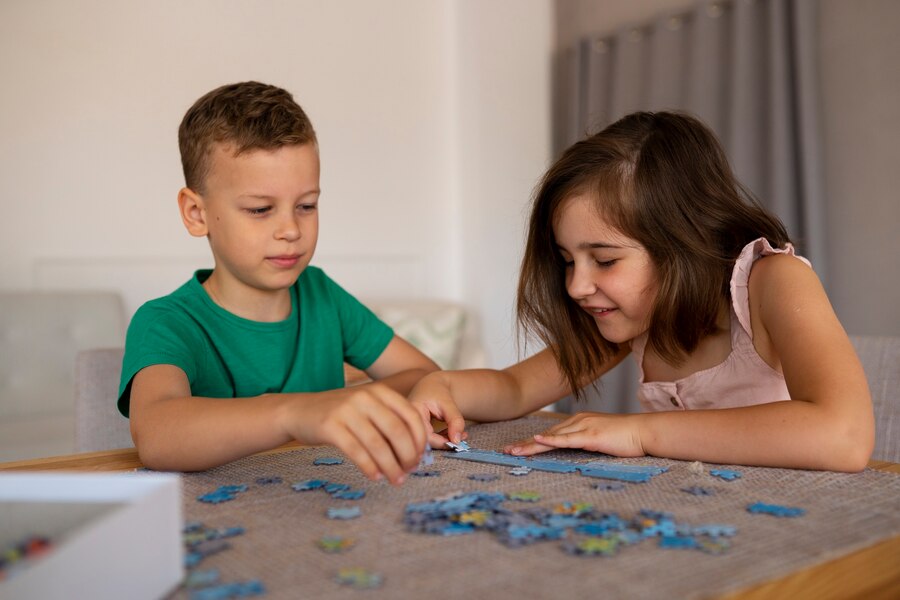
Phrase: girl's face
[{"left": 553, "top": 193, "right": 658, "bottom": 344}]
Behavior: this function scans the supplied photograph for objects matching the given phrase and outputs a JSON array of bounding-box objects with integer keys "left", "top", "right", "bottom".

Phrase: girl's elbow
[{"left": 825, "top": 417, "right": 875, "bottom": 473}]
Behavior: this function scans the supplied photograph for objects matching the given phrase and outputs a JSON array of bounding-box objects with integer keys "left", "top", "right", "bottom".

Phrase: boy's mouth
[{"left": 267, "top": 254, "right": 301, "bottom": 268}]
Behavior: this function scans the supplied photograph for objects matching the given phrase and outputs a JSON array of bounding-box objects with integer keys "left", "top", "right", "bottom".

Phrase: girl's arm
[
  {"left": 526, "top": 254, "right": 875, "bottom": 472},
  {"left": 409, "top": 346, "right": 630, "bottom": 446},
  {"left": 363, "top": 335, "right": 441, "bottom": 394}
]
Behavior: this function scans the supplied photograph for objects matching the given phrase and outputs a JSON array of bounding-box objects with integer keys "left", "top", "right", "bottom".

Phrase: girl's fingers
[{"left": 532, "top": 431, "right": 587, "bottom": 448}]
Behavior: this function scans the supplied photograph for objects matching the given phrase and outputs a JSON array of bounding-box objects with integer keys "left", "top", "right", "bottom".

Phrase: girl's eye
[
  {"left": 246, "top": 207, "right": 271, "bottom": 216},
  {"left": 596, "top": 259, "right": 617, "bottom": 268}
]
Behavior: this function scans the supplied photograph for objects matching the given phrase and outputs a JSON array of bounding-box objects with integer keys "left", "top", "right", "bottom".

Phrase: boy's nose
[{"left": 275, "top": 218, "right": 301, "bottom": 241}]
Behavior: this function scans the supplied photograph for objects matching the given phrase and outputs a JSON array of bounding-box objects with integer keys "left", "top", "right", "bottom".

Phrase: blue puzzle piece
[
  {"left": 314, "top": 457, "right": 344, "bottom": 465},
  {"left": 190, "top": 580, "right": 265, "bottom": 600},
  {"left": 710, "top": 469, "right": 742, "bottom": 481},
  {"left": 291, "top": 479, "right": 328, "bottom": 491},
  {"left": 327, "top": 506, "right": 362, "bottom": 520},
  {"left": 331, "top": 489, "right": 366, "bottom": 500},
  {"left": 445, "top": 440, "right": 471, "bottom": 452},
  {"left": 747, "top": 502, "right": 806, "bottom": 517}
]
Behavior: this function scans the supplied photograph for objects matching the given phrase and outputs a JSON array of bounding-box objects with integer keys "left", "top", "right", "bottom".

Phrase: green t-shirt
[{"left": 117, "top": 266, "right": 393, "bottom": 417}]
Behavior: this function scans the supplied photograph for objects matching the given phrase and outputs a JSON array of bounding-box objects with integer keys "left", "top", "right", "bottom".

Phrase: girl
[{"left": 409, "top": 111, "right": 874, "bottom": 472}]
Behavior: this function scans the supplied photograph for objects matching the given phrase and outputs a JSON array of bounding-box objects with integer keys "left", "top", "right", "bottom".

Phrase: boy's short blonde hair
[{"left": 178, "top": 81, "right": 317, "bottom": 193}]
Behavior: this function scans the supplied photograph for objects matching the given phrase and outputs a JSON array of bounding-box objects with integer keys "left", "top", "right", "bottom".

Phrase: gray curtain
[{"left": 555, "top": 0, "right": 826, "bottom": 415}]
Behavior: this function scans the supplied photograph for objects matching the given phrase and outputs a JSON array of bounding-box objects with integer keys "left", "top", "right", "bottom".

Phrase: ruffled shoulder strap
[{"left": 729, "top": 238, "right": 812, "bottom": 337}]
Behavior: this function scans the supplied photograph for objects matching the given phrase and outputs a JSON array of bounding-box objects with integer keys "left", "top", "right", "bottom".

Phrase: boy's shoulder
[{"left": 136, "top": 271, "right": 209, "bottom": 316}]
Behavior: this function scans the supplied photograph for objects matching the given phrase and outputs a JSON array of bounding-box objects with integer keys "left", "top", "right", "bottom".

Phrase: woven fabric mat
[{"left": 170, "top": 415, "right": 900, "bottom": 599}]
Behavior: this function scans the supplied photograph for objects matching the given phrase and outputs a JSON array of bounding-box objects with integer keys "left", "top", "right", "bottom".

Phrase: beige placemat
[{"left": 169, "top": 415, "right": 900, "bottom": 599}]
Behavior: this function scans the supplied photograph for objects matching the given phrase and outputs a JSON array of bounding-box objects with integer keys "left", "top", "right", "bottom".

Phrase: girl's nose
[{"left": 566, "top": 263, "right": 597, "bottom": 299}]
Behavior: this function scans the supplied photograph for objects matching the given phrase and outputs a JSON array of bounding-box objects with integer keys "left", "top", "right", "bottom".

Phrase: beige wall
[
  {"left": 554, "top": 0, "right": 900, "bottom": 335},
  {"left": 0, "top": 0, "right": 553, "bottom": 368}
]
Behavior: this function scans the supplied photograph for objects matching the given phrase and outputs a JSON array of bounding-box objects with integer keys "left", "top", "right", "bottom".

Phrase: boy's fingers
[
  {"left": 379, "top": 392, "right": 428, "bottom": 467},
  {"left": 335, "top": 429, "right": 382, "bottom": 482},
  {"left": 351, "top": 420, "right": 407, "bottom": 485}
]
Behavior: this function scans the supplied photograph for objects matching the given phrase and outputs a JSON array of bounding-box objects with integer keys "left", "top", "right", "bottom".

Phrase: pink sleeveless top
[{"left": 632, "top": 238, "right": 811, "bottom": 412}]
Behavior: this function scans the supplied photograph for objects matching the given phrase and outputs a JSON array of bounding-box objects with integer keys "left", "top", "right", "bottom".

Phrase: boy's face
[{"left": 189, "top": 142, "right": 320, "bottom": 296}]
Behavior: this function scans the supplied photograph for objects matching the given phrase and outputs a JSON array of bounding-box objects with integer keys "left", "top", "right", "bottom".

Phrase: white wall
[{"left": 0, "top": 0, "right": 553, "bottom": 368}]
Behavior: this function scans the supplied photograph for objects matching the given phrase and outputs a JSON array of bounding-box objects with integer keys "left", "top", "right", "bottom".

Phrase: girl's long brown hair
[{"left": 517, "top": 112, "right": 791, "bottom": 397}]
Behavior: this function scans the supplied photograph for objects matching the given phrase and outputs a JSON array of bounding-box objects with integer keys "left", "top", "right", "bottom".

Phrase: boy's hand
[
  {"left": 278, "top": 383, "right": 426, "bottom": 485},
  {"left": 407, "top": 374, "right": 468, "bottom": 448},
  {"left": 503, "top": 412, "right": 646, "bottom": 458}
]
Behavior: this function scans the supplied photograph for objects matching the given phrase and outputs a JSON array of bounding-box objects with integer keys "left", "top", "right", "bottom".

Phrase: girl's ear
[{"left": 178, "top": 187, "right": 208, "bottom": 237}]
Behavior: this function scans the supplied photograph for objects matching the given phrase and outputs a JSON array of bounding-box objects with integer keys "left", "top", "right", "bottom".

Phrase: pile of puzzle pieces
[{"left": 404, "top": 490, "right": 736, "bottom": 555}]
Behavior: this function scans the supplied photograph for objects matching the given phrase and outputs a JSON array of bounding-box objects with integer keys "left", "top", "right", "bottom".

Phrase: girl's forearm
[{"left": 637, "top": 400, "right": 874, "bottom": 472}]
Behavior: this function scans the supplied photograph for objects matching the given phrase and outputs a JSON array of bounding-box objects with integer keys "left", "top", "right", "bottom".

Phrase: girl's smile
[{"left": 553, "top": 193, "right": 658, "bottom": 344}]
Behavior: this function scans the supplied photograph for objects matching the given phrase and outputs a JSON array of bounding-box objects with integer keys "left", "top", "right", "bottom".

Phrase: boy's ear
[{"left": 178, "top": 187, "right": 209, "bottom": 237}]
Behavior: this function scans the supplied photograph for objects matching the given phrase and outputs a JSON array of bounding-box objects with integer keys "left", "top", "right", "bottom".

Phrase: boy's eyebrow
[{"left": 238, "top": 190, "right": 321, "bottom": 201}]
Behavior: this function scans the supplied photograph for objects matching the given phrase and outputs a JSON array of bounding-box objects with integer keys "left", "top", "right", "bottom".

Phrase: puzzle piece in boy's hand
[
  {"left": 746, "top": 502, "right": 806, "bottom": 517},
  {"left": 314, "top": 457, "right": 345, "bottom": 465},
  {"left": 469, "top": 473, "right": 500, "bottom": 482},
  {"left": 445, "top": 440, "right": 471, "bottom": 452},
  {"left": 190, "top": 579, "right": 266, "bottom": 600},
  {"left": 681, "top": 486, "right": 716, "bottom": 496},
  {"left": 316, "top": 536, "right": 356, "bottom": 553},
  {"left": 327, "top": 506, "right": 362, "bottom": 520},
  {"left": 335, "top": 567, "right": 383, "bottom": 590},
  {"left": 710, "top": 469, "right": 742, "bottom": 481},
  {"left": 421, "top": 441, "right": 434, "bottom": 467}
]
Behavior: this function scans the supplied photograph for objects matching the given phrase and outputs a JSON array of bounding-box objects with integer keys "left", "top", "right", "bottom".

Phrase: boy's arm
[
  {"left": 363, "top": 335, "right": 440, "bottom": 394},
  {"left": 129, "top": 363, "right": 425, "bottom": 480}
]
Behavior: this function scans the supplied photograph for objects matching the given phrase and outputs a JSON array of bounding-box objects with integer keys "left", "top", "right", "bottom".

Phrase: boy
[{"left": 118, "top": 81, "right": 438, "bottom": 484}]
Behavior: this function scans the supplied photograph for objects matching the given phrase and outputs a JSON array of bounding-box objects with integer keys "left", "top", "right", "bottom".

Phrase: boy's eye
[
  {"left": 246, "top": 206, "right": 271, "bottom": 216},
  {"left": 297, "top": 203, "right": 318, "bottom": 213}
]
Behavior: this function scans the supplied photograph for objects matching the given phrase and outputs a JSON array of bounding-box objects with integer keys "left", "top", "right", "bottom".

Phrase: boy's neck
[{"left": 201, "top": 272, "right": 292, "bottom": 322}]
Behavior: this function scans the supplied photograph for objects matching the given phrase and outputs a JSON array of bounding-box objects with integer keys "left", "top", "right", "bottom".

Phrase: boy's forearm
[
  {"left": 637, "top": 400, "right": 874, "bottom": 472},
  {"left": 132, "top": 394, "right": 293, "bottom": 472}
]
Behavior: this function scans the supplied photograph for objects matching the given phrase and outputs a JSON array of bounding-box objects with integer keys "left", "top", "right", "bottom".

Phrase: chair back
[
  {"left": 74, "top": 347, "right": 133, "bottom": 452},
  {"left": 851, "top": 335, "right": 900, "bottom": 462}
]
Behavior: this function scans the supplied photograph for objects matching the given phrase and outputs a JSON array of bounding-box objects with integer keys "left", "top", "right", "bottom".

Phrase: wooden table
[{"left": 3, "top": 447, "right": 899, "bottom": 599}]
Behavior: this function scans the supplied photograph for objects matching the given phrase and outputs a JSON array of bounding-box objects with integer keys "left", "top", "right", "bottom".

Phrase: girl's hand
[
  {"left": 503, "top": 412, "right": 646, "bottom": 458},
  {"left": 408, "top": 374, "right": 468, "bottom": 449}
]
